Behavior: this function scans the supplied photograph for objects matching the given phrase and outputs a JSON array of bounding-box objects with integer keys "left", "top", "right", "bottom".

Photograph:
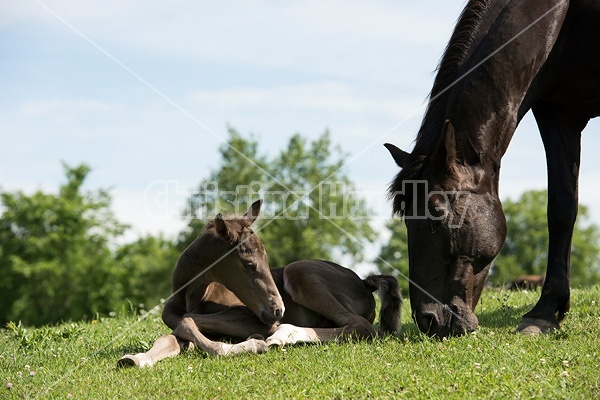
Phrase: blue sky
[{"left": 2, "top": 1, "right": 600, "bottom": 256}]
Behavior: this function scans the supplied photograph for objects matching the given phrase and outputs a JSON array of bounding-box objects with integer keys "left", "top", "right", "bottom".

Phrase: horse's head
[
  {"left": 385, "top": 121, "right": 506, "bottom": 337},
  {"left": 210, "top": 200, "right": 284, "bottom": 325}
]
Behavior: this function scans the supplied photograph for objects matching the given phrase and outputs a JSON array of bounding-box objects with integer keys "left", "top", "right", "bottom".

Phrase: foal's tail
[{"left": 364, "top": 275, "right": 402, "bottom": 336}]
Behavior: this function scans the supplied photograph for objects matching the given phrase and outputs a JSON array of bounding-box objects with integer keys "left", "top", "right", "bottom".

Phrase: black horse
[{"left": 385, "top": 0, "right": 599, "bottom": 337}]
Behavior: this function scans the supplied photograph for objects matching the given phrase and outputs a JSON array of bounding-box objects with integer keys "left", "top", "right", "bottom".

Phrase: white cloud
[
  {"left": 4, "top": 1, "right": 462, "bottom": 83},
  {"left": 187, "top": 81, "right": 420, "bottom": 117},
  {"left": 112, "top": 187, "right": 188, "bottom": 243},
  {"left": 19, "top": 98, "right": 114, "bottom": 116}
]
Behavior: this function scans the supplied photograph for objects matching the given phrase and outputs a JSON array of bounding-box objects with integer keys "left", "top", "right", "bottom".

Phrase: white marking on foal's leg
[
  {"left": 117, "top": 353, "right": 154, "bottom": 368},
  {"left": 265, "top": 324, "right": 319, "bottom": 348},
  {"left": 117, "top": 334, "right": 186, "bottom": 368},
  {"left": 218, "top": 338, "right": 269, "bottom": 356}
]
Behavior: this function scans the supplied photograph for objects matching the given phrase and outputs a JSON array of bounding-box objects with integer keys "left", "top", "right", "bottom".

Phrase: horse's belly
[{"left": 537, "top": 0, "right": 600, "bottom": 116}]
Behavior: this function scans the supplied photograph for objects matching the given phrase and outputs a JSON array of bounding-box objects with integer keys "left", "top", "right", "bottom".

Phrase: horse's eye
[{"left": 244, "top": 261, "right": 257, "bottom": 271}]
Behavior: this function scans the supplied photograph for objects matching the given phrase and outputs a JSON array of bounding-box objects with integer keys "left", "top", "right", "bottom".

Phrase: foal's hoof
[
  {"left": 245, "top": 338, "right": 269, "bottom": 354},
  {"left": 117, "top": 355, "right": 140, "bottom": 368},
  {"left": 266, "top": 337, "right": 284, "bottom": 348},
  {"left": 246, "top": 334, "right": 266, "bottom": 341},
  {"left": 517, "top": 318, "right": 559, "bottom": 335}
]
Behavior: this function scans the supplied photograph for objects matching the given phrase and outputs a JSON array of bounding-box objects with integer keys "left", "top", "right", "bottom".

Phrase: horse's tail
[{"left": 364, "top": 274, "right": 402, "bottom": 336}]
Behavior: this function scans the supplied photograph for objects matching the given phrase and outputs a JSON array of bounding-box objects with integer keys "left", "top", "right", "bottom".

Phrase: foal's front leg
[
  {"left": 173, "top": 316, "right": 269, "bottom": 356},
  {"left": 118, "top": 308, "right": 275, "bottom": 367},
  {"left": 117, "top": 334, "right": 190, "bottom": 368}
]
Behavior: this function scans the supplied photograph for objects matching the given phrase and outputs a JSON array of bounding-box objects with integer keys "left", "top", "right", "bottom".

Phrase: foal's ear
[
  {"left": 244, "top": 199, "right": 262, "bottom": 224},
  {"left": 384, "top": 143, "right": 410, "bottom": 168},
  {"left": 214, "top": 213, "right": 230, "bottom": 239}
]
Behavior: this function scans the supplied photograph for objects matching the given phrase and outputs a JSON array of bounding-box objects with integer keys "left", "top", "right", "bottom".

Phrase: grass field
[{"left": 1, "top": 286, "right": 599, "bottom": 399}]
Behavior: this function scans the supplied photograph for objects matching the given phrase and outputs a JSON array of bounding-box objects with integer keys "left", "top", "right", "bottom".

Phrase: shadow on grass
[{"left": 477, "top": 303, "right": 532, "bottom": 330}]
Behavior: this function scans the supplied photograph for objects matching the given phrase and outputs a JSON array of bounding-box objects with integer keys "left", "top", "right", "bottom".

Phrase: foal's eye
[{"left": 244, "top": 261, "right": 257, "bottom": 271}]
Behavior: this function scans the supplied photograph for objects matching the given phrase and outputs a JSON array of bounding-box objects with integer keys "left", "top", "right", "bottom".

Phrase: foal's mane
[
  {"left": 389, "top": 0, "right": 490, "bottom": 215},
  {"left": 201, "top": 215, "right": 253, "bottom": 242}
]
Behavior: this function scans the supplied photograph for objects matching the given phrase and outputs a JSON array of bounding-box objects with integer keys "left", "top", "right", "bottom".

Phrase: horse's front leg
[
  {"left": 173, "top": 315, "right": 269, "bottom": 356},
  {"left": 519, "top": 102, "right": 587, "bottom": 334},
  {"left": 117, "top": 334, "right": 190, "bottom": 368}
]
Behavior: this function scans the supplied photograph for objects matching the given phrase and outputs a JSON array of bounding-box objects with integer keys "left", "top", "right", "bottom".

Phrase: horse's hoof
[
  {"left": 517, "top": 318, "right": 559, "bottom": 335},
  {"left": 116, "top": 355, "right": 140, "bottom": 368}
]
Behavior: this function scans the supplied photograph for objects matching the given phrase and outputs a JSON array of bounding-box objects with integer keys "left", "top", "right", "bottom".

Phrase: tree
[
  {"left": 491, "top": 189, "right": 600, "bottom": 287},
  {"left": 0, "top": 164, "right": 181, "bottom": 326},
  {"left": 0, "top": 164, "right": 128, "bottom": 326},
  {"left": 114, "top": 235, "right": 179, "bottom": 310},
  {"left": 180, "top": 128, "right": 376, "bottom": 268}
]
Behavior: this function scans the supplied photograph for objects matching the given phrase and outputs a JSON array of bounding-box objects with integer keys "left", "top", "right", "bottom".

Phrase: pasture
[{"left": 2, "top": 286, "right": 599, "bottom": 399}]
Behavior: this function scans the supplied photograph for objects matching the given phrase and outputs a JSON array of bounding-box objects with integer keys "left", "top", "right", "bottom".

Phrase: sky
[{"left": 2, "top": 1, "right": 600, "bottom": 269}]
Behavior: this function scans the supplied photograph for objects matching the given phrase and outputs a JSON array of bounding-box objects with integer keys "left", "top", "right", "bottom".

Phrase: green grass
[{"left": 2, "top": 286, "right": 599, "bottom": 399}]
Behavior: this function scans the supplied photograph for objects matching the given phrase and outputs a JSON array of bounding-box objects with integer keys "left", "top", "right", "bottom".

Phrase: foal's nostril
[{"left": 274, "top": 308, "right": 283, "bottom": 320}]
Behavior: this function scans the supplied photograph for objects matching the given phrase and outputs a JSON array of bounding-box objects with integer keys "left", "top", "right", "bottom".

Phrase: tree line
[{"left": 2, "top": 129, "right": 599, "bottom": 326}]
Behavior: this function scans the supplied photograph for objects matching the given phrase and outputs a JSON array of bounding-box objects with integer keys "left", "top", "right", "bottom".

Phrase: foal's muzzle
[
  {"left": 260, "top": 308, "right": 284, "bottom": 325},
  {"left": 259, "top": 298, "right": 285, "bottom": 325}
]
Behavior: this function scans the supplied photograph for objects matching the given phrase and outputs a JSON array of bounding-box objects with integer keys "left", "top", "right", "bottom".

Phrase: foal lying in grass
[{"left": 118, "top": 200, "right": 401, "bottom": 367}]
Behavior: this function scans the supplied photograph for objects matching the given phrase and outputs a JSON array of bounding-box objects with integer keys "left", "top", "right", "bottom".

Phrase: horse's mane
[{"left": 389, "top": 0, "right": 490, "bottom": 215}]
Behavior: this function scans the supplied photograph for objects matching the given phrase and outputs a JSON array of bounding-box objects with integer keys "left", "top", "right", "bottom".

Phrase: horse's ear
[
  {"left": 214, "top": 213, "right": 230, "bottom": 239},
  {"left": 384, "top": 143, "right": 410, "bottom": 168},
  {"left": 433, "top": 120, "right": 457, "bottom": 169},
  {"left": 244, "top": 199, "right": 262, "bottom": 224}
]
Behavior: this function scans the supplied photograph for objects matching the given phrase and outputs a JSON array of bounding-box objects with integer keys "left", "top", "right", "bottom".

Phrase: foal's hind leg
[{"left": 267, "top": 262, "right": 376, "bottom": 347}]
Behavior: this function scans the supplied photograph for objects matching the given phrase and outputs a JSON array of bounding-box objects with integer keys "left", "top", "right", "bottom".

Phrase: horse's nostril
[
  {"left": 414, "top": 310, "right": 439, "bottom": 335},
  {"left": 421, "top": 314, "right": 435, "bottom": 331},
  {"left": 274, "top": 308, "right": 283, "bottom": 320}
]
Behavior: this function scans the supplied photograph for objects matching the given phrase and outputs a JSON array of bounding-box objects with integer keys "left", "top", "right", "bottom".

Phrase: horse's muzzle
[{"left": 414, "top": 303, "right": 477, "bottom": 337}]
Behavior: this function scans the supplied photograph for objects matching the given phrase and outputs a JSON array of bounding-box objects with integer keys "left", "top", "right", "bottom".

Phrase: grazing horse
[
  {"left": 118, "top": 200, "right": 401, "bottom": 367},
  {"left": 385, "top": 0, "right": 599, "bottom": 337}
]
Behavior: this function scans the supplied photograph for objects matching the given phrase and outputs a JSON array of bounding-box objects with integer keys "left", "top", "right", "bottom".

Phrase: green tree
[
  {"left": 114, "top": 235, "right": 179, "bottom": 310},
  {"left": 0, "top": 164, "right": 128, "bottom": 326},
  {"left": 491, "top": 189, "right": 600, "bottom": 287},
  {"left": 180, "top": 128, "right": 376, "bottom": 268},
  {"left": 374, "top": 218, "right": 410, "bottom": 294}
]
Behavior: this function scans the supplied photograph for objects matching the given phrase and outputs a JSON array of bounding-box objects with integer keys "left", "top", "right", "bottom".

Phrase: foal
[{"left": 118, "top": 200, "right": 401, "bottom": 367}]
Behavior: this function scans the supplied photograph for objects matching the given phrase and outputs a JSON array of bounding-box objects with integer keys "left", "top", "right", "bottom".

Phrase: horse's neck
[{"left": 440, "top": 1, "right": 568, "bottom": 166}]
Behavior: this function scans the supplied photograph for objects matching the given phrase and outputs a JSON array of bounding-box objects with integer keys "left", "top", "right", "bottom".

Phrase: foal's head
[{"left": 208, "top": 200, "right": 284, "bottom": 325}]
